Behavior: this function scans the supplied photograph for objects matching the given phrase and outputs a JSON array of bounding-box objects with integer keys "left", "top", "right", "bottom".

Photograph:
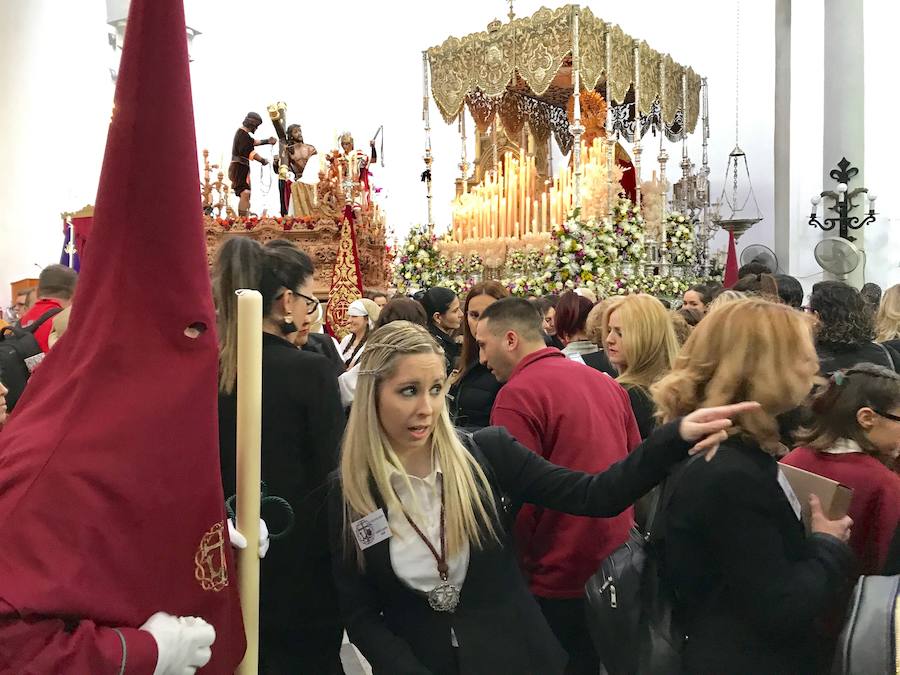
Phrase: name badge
[{"left": 351, "top": 509, "right": 391, "bottom": 550}]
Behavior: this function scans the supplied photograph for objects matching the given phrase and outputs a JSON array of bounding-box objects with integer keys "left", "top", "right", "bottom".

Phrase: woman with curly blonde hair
[{"left": 651, "top": 298, "right": 855, "bottom": 674}]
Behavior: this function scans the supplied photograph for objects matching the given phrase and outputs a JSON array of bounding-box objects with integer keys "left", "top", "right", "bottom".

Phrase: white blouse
[
  {"left": 387, "top": 459, "right": 469, "bottom": 593},
  {"left": 339, "top": 333, "right": 366, "bottom": 369},
  {"left": 387, "top": 459, "right": 469, "bottom": 644}
]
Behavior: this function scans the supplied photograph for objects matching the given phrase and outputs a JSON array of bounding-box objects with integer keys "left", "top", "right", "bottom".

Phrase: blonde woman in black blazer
[{"left": 330, "top": 320, "right": 755, "bottom": 675}]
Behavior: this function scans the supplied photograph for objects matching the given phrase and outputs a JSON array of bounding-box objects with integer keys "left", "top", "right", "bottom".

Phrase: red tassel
[{"left": 723, "top": 227, "right": 739, "bottom": 288}]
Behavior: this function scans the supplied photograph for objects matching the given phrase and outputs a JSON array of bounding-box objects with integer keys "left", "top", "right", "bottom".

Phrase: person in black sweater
[
  {"left": 450, "top": 281, "right": 509, "bottom": 430},
  {"left": 214, "top": 237, "right": 346, "bottom": 674},
  {"left": 330, "top": 321, "right": 756, "bottom": 675},
  {"left": 652, "top": 297, "right": 855, "bottom": 674},
  {"left": 811, "top": 280, "right": 900, "bottom": 373},
  {"left": 421, "top": 287, "right": 463, "bottom": 375}
]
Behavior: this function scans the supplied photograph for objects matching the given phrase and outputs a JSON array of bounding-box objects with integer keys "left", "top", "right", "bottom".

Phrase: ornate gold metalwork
[
  {"left": 685, "top": 68, "right": 702, "bottom": 134},
  {"left": 578, "top": 8, "right": 606, "bottom": 92},
  {"left": 661, "top": 53, "right": 679, "bottom": 126},
  {"left": 638, "top": 42, "right": 660, "bottom": 117},
  {"left": 606, "top": 24, "right": 633, "bottom": 104},
  {"left": 426, "top": 4, "right": 701, "bottom": 135}
]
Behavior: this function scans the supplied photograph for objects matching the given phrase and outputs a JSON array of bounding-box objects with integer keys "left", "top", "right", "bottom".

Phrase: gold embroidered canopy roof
[{"left": 427, "top": 5, "right": 702, "bottom": 141}]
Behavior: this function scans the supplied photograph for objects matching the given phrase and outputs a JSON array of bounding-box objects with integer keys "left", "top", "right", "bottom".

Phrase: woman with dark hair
[
  {"left": 775, "top": 274, "right": 804, "bottom": 309},
  {"left": 733, "top": 273, "right": 780, "bottom": 298},
  {"left": 450, "top": 281, "right": 509, "bottom": 430},
  {"left": 214, "top": 237, "right": 346, "bottom": 674},
  {"left": 339, "top": 298, "right": 380, "bottom": 370},
  {"left": 810, "top": 280, "right": 900, "bottom": 374},
  {"left": 677, "top": 306, "right": 704, "bottom": 328},
  {"left": 530, "top": 296, "right": 563, "bottom": 348},
  {"left": 682, "top": 284, "right": 714, "bottom": 314},
  {"left": 375, "top": 297, "right": 428, "bottom": 328},
  {"left": 420, "top": 286, "right": 463, "bottom": 374},
  {"left": 555, "top": 290, "right": 614, "bottom": 375},
  {"left": 783, "top": 364, "right": 900, "bottom": 575}
]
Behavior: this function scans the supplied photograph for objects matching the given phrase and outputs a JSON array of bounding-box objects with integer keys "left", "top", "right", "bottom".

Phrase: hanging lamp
[{"left": 712, "top": 0, "right": 762, "bottom": 242}]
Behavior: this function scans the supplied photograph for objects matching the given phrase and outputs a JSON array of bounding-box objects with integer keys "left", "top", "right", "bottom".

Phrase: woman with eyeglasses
[
  {"left": 213, "top": 237, "right": 347, "bottom": 674},
  {"left": 783, "top": 364, "right": 900, "bottom": 575},
  {"left": 264, "top": 240, "right": 344, "bottom": 375}
]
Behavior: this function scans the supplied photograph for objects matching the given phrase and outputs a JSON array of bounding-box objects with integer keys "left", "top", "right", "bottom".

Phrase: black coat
[
  {"left": 625, "top": 385, "right": 656, "bottom": 440},
  {"left": 449, "top": 359, "right": 502, "bottom": 431},
  {"left": 817, "top": 340, "right": 900, "bottom": 374},
  {"left": 219, "top": 332, "right": 346, "bottom": 632},
  {"left": 303, "top": 331, "right": 345, "bottom": 377},
  {"left": 329, "top": 421, "right": 693, "bottom": 675},
  {"left": 429, "top": 324, "right": 461, "bottom": 375},
  {"left": 664, "top": 438, "right": 855, "bottom": 674}
]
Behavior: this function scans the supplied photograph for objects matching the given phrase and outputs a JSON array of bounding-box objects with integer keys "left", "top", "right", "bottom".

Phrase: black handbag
[
  {"left": 584, "top": 457, "right": 698, "bottom": 675},
  {"left": 832, "top": 574, "right": 899, "bottom": 675}
]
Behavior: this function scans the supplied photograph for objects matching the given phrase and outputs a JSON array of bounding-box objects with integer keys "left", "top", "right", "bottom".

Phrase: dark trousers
[
  {"left": 260, "top": 622, "right": 345, "bottom": 675},
  {"left": 536, "top": 596, "right": 600, "bottom": 675}
]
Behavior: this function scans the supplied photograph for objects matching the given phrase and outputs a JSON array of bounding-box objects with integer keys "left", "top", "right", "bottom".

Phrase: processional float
[{"left": 421, "top": 4, "right": 719, "bottom": 283}]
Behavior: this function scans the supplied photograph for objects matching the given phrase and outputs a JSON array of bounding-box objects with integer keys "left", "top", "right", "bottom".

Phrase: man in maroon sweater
[{"left": 477, "top": 297, "right": 642, "bottom": 675}]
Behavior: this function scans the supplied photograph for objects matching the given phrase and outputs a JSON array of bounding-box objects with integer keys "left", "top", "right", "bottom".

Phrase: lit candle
[{"left": 541, "top": 192, "right": 547, "bottom": 233}]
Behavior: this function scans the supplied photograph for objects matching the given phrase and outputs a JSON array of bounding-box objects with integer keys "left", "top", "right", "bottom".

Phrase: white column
[
  {"left": 823, "top": 0, "right": 865, "bottom": 286},
  {"left": 773, "top": 0, "right": 791, "bottom": 273}
]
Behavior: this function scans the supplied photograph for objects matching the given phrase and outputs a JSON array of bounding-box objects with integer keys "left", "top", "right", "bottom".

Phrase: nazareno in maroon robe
[{"left": 0, "top": 0, "right": 245, "bottom": 672}]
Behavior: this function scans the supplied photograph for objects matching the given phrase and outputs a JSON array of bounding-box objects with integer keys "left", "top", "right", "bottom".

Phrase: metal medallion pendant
[{"left": 428, "top": 582, "right": 460, "bottom": 612}]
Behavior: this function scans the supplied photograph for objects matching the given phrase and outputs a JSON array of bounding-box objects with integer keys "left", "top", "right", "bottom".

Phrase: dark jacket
[
  {"left": 582, "top": 350, "right": 617, "bottom": 377},
  {"left": 303, "top": 331, "right": 345, "bottom": 377},
  {"left": 428, "top": 323, "right": 461, "bottom": 375},
  {"left": 449, "top": 358, "right": 502, "bottom": 431},
  {"left": 664, "top": 438, "right": 855, "bottom": 675},
  {"left": 625, "top": 385, "right": 656, "bottom": 440},
  {"left": 219, "top": 332, "right": 346, "bottom": 633},
  {"left": 816, "top": 340, "right": 900, "bottom": 374},
  {"left": 330, "top": 421, "right": 692, "bottom": 675}
]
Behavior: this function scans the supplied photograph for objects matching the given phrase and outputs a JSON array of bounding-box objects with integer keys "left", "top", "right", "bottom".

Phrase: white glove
[
  {"left": 140, "top": 612, "right": 215, "bottom": 675},
  {"left": 228, "top": 518, "right": 270, "bottom": 558}
]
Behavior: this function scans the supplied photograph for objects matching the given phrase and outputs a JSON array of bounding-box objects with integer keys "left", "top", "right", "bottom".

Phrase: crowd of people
[{"left": 2, "top": 252, "right": 899, "bottom": 675}]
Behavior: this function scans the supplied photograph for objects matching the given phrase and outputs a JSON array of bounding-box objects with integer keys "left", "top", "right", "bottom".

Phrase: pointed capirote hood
[{"left": 0, "top": 0, "right": 245, "bottom": 670}]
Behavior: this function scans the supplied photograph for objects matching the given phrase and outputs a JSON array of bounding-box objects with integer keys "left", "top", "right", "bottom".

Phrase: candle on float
[
  {"left": 525, "top": 198, "right": 531, "bottom": 236},
  {"left": 541, "top": 192, "right": 548, "bottom": 233},
  {"left": 550, "top": 192, "right": 557, "bottom": 230},
  {"left": 500, "top": 197, "right": 507, "bottom": 238}
]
